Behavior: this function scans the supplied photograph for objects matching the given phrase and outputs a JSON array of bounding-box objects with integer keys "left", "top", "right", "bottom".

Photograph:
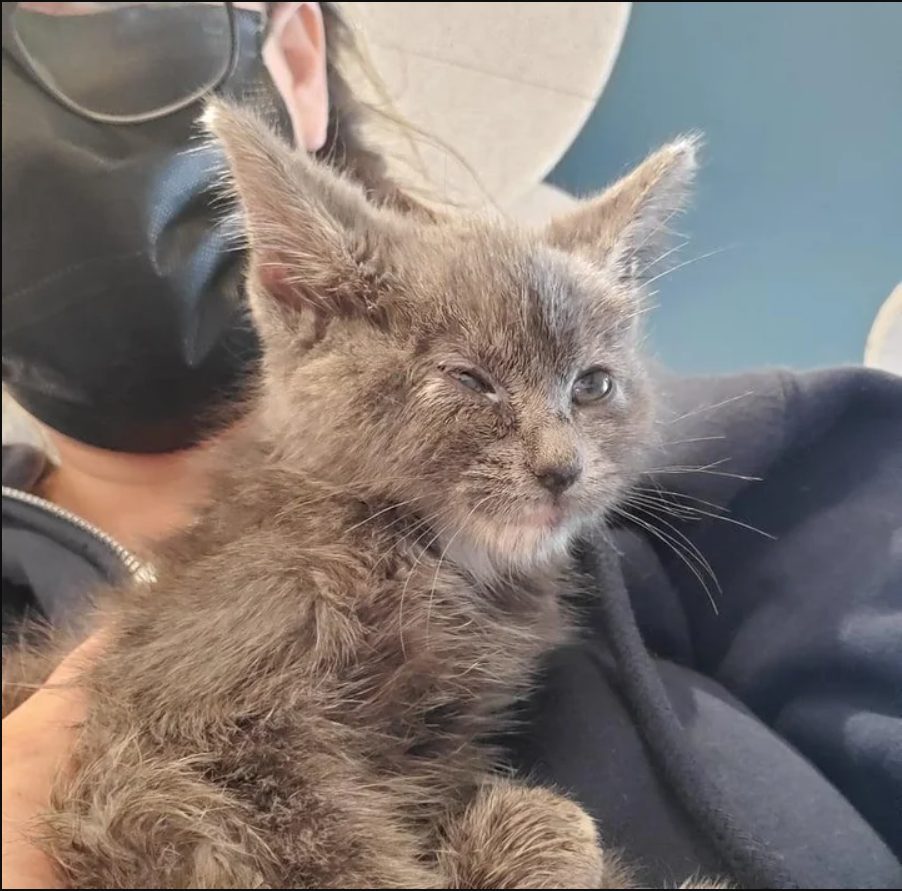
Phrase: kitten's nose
[{"left": 535, "top": 461, "right": 581, "bottom": 496}]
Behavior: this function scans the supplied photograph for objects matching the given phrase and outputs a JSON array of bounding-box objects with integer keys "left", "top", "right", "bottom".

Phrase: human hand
[{"left": 2, "top": 637, "right": 101, "bottom": 890}]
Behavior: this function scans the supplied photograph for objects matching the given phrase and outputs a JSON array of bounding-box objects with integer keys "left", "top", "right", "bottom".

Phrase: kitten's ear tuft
[
  {"left": 203, "top": 99, "right": 374, "bottom": 325},
  {"left": 544, "top": 134, "right": 700, "bottom": 282}
]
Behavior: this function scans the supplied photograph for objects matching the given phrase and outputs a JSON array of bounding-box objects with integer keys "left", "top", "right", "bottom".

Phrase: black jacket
[{"left": 3, "top": 368, "right": 901, "bottom": 888}]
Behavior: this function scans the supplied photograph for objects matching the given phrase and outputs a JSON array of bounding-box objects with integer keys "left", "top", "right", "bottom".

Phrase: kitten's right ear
[
  {"left": 203, "top": 100, "right": 380, "bottom": 330},
  {"left": 543, "top": 135, "right": 699, "bottom": 284}
]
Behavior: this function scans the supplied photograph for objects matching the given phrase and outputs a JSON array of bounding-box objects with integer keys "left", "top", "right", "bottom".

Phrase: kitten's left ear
[
  {"left": 202, "top": 99, "right": 390, "bottom": 336},
  {"left": 544, "top": 135, "right": 699, "bottom": 282}
]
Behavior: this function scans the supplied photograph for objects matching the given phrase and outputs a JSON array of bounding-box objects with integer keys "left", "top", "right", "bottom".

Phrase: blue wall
[{"left": 549, "top": 2, "right": 902, "bottom": 374}]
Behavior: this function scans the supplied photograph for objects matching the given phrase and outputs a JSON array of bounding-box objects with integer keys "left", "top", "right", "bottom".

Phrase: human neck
[{"left": 37, "top": 432, "right": 214, "bottom": 554}]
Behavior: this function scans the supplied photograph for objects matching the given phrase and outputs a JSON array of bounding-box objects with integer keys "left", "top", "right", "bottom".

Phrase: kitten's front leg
[
  {"left": 437, "top": 779, "right": 628, "bottom": 889},
  {"left": 435, "top": 779, "right": 733, "bottom": 889}
]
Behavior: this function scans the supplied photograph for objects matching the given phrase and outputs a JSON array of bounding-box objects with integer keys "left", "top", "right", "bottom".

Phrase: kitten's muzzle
[{"left": 525, "top": 423, "right": 583, "bottom": 498}]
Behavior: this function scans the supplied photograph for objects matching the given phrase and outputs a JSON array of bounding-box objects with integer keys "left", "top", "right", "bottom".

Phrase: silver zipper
[{"left": 2, "top": 484, "right": 150, "bottom": 580}]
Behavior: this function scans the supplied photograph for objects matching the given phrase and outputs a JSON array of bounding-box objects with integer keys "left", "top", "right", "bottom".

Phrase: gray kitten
[{"left": 27, "top": 102, "right": 723, "bottom": 888}]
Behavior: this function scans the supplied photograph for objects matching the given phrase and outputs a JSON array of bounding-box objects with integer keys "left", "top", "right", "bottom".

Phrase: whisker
[
  {"left": 625, "top": 491, "right": 701, "bottom": 522},
  {"left": 632, "top": 481, "right": 727, "bottom": 514},
  {"left": 364, "top": 511, "right": 440, "bottom": 582},
  {"left": 642, "top": 245, "right": 734, "bottom": 288},
  {"left": 647, "top": 464, "right": 762, "bottom": 483},
  {"left": 632, "top": 490, "right": 775, "bottom": 540},
  {"left": 655, "top": 435, "right": 728, "bottom": 447},
  {"left": 397, "top": 522, "right": 448, "bottom": 659},
  {"left": 632, "top": 486, "right": 731, "bottom": 515},
  {"left": 637, "top": 240, "right": 690, "bottom": 277},
  {"left": 426, "top": 496, "right": 493, "bottom": 643},
  {"left": 627, "top": 503, "right": 722, "bottom": 597},
  {"left": 630, "top": 208, "right": 686, "bottom": 256},
  {"left": 344, "top": 496, "right": 427, "bottom": 534},
  {"left": 663, "top": 391, "right": 754, "bottom": 426},
  {"left": 614, "top": 506, "right": 720, "bottom": 615}
]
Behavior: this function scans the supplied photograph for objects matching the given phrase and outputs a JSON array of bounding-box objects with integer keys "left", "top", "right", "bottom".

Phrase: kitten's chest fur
[
  {"left": 353, "top": 511, "right": 571, "bottom": 755},
  {"left": 106, "top": 466, "right": 572, "bottom": 784}
]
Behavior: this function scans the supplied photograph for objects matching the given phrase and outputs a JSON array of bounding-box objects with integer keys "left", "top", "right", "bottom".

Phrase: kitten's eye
[
  {"left": 443, "top": 367, "right": 496, "bottom": 398},
  {"left": 572, "top": 368, "right": 614, "bottom": 405}
]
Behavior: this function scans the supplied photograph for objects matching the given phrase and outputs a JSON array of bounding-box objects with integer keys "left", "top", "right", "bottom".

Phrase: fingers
[
  {"left": 1, "top": 634, "right": 106, "bottom": 891},
  {"left": 2, "top": 631, "right": 105, "bottom": 748}
]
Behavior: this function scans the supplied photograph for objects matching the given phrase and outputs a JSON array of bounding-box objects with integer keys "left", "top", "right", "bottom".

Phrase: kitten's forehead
[{"left": 416, "top": 222, "right": 628, "bottom": 372}]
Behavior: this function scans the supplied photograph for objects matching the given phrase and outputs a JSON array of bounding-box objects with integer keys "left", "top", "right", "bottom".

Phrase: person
[{"left": 2, "top": 3, "right": 900, "bottom": 888}]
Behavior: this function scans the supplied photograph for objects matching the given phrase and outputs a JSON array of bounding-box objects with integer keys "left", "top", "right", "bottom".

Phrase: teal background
[{"left": 548, "top": 2, "right": 902, "bottom": 374}]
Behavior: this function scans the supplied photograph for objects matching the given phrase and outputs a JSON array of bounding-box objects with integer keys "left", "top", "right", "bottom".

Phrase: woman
[{"left": 3, "top": 3, "right": 900, "bottom": 888}]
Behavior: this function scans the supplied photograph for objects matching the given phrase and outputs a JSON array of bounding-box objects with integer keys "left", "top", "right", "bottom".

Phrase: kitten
[{"left": 28, "top": 102, "right": 721, "bottom": 889}]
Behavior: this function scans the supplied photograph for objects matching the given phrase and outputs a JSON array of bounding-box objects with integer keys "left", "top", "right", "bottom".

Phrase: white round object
[
  {"left": 342, "top": 2, "right": 631, "bottom": 207},
  {"left": 865, "top": 283, "right": 902, "bottom": 376}
]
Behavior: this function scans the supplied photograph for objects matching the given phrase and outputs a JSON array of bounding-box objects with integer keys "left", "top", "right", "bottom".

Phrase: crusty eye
[
  {"left": 442, "top": 366, "right": 497, "bottom": 398},
  {"left": 572, "top": 367, "right": 614, "bottom": 406}
]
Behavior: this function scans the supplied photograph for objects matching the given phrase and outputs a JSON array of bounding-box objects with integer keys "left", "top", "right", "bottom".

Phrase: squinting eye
[
  {"left": 443, "top": 367, "right": 496, "bottom": 398},
  {"left": 572, "top": 368, "right": 614, "bottom": 406}
]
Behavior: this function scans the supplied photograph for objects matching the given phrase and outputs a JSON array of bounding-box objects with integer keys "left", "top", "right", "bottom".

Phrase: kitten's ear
[
  {"left": 544, "top": 135, "right": 699, "bottom": 283},
  {"left": 203, "top": 100, "right": 382, "bottom": 330}
]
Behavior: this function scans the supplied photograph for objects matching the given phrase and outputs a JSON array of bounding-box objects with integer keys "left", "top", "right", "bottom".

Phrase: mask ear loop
[{"left": 1, "top": 1, "right": 239, "bottom": 126}]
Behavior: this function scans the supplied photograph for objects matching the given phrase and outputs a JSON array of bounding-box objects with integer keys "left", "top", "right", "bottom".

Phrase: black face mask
[{"left": 2, "top": 4, "right": 292, "bottom": 453}]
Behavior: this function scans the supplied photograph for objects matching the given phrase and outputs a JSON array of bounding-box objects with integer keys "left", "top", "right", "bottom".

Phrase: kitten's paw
[{"left": 440, "top": 781, "right": 626, "bottom": 889}]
